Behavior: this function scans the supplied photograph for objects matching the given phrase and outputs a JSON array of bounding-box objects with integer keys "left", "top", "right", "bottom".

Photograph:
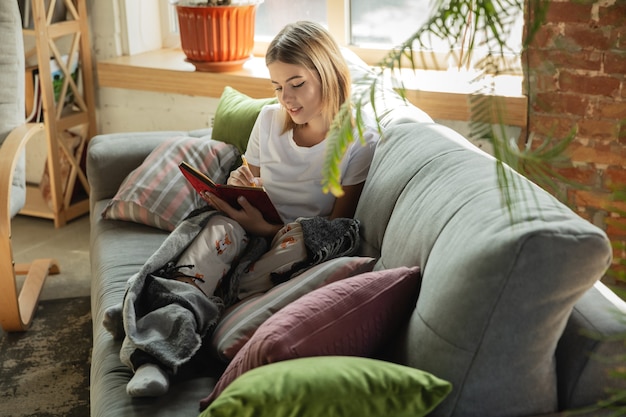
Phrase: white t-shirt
[{"left": 245, "top": 104, "right": 379, "bottom": 223}]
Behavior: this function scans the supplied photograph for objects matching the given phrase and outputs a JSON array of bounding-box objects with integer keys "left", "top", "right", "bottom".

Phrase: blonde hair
[{"left": 265, "top": 21, "right": 351, "bottom": 134}]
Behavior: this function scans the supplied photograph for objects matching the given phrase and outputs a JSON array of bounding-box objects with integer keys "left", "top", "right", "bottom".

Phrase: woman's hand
[
  {"left": 227, "top": 163, "right": 262, "bottom": 188},
  {"left": 201, "top": 192, "right": 282, "bottom": 237}
]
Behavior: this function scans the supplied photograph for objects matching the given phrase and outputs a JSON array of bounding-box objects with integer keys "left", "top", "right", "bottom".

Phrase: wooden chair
[{"left": 0, "top": 1, "right": 59, "bottom": 332}]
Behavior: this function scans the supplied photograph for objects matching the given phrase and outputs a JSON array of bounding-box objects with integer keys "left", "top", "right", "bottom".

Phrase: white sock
[{"left": 126, "top": 363, "right": 170, "bottom": 397}]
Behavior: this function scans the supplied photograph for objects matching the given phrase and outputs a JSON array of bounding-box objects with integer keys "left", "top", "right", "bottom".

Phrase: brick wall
[{"left": 525, "top": 0, "right": 626, "bottom": 282}]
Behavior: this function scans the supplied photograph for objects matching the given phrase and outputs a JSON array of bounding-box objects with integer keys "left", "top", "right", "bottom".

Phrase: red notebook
[{"left": 179, "top": 161, "right": 282, "bottom": 225}]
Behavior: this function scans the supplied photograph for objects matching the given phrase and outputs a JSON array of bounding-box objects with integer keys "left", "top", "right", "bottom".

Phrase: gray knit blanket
[
  {"left": 270, "top": 216, "right": 361, "bottom": 285},
  {"left": 103, "top": 208, "right": 360, "bottom": 373}
]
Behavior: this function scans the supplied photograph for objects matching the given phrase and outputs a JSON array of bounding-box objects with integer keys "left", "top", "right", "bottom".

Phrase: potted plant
[{"left": 173, "top": 0, "right": 262, "bottom": 72}]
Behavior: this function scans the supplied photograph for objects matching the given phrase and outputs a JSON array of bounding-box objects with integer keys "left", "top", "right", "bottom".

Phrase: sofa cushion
[
  {"left": 210, "top": 256, "right": 377, "bottom": 362},
  {"left": 556, "top": 281, "right": 626, "bottom": 409},
  {"left": 199, "top": 356, "right": 451, "bottom": 417},
  {"left": 201, "top": 266, "right": 421, "bottom": 407},
  {"left": 101, "top": 135, "right": 239, "bottom": 231},
  {"left": 210, "top": 86, "right": 277, "bottom": 154},
  {"left": 355, "top": 122, "right": 612, "bottom": 416}
]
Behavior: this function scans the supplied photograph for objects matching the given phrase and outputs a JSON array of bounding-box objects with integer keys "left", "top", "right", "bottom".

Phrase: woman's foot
[{"left": 126, "top": 363, "right": 170, "bottom": 397}]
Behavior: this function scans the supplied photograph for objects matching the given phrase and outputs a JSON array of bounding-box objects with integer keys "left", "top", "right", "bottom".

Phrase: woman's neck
[{"left": 293, "top": 123, "right": 328, "bottom": 147}]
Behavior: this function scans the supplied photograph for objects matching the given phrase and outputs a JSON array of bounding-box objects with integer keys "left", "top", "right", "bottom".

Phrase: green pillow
[
  {"left": 211, "top": 86, "right": 277, "bottom": 153},
  {"left": 199, "top": 356, "right": 452, "bottom": 417}
]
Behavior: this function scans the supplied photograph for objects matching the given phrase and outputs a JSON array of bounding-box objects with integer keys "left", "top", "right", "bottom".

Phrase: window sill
[{"left": 96, "top": 48, "right": 527, "bottom": 127}]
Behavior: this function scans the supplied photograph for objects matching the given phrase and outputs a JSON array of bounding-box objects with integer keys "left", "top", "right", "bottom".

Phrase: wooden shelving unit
[{"left": 21, "top": 0, "right": 96, "bottom": 227}]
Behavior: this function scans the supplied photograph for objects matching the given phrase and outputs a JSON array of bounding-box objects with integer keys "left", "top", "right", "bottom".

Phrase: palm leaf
[{"left": 324, "top": 0, "right": 554, "bottom": 210}]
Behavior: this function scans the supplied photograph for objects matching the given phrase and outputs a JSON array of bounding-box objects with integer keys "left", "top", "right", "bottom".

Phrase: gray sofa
[{"left": 88, "top": 67, "right": 626, "bottom": 416}]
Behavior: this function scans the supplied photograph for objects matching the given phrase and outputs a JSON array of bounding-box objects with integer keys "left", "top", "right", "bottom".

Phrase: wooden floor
[{"left": 11, "top": 213, "right": 91, "bottom": 302}]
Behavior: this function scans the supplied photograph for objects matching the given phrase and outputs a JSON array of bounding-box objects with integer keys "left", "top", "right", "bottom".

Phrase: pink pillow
[{"left": 200, "top": 266, "right": 421, "bottom": 409}]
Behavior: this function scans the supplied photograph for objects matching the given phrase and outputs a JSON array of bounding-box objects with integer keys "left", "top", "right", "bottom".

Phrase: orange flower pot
[{"left": 176, "top": 4, "right": 257, "bottom": 72}]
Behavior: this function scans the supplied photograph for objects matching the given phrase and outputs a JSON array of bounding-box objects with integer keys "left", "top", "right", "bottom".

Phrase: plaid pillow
[{"left": 101, "top": 136, "right": 239, "bottom": 231}]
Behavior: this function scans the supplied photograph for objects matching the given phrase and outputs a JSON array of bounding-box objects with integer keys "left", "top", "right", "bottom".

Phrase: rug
[{"left": 0, "top": 297, "right": 92, "bottom": 417}]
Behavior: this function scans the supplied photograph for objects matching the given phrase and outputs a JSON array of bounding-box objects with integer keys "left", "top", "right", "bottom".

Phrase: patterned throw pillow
[
  {"left": 101, "top": 136, "right": 239, "bottom": 231},
  {"left": 201, "top": 266, "right": 421, "bottom": 408}
]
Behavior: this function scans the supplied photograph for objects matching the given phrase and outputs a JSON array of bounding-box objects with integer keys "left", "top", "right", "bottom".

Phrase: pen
[{"left": 241, "top": 155, "right": 257, "bottom": 187}]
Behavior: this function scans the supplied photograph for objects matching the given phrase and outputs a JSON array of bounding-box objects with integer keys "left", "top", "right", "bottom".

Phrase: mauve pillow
[
  {"left": 200, "top": 265, "right": 421, "bottom": 409},
  {"left": 210, "top": 256, "right": 377, "bottom": 362}
]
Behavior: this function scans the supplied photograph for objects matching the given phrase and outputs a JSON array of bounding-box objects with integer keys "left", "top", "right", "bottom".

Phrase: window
[
  {"left": 156, "top": 0, "right": 523, "bottom": 72},
  {"left": 345, "top": 0, "right": 524, "bottom": 72},
  {"left": 350, "top": 0, "right": 431, "bottom": 47},
  {"left": 158, "top": 0, "right": 182, "bottom": 49},
  {"left": 255, "top": 0, "right": 327, "bottom": 40}
]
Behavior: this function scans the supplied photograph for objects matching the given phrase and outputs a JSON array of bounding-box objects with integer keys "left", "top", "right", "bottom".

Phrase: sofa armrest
[
  {"left": 86, "top": 131, "right": 187, "bottom": 205},
  {"left": 556, "top": 281, "right": 626, "bottom": 410}
]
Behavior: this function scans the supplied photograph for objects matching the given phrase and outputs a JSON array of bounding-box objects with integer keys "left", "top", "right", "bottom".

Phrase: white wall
[{"left": 88, "top": 0, "right": 218, "bottom": 136}]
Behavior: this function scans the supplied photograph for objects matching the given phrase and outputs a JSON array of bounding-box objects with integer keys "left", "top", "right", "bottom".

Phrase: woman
[
  {"left": 209, "top": 20, "right": 376, "bottom": 235},
  {"left": 122, "top": 20, "right": 380, "bottom": 398}
]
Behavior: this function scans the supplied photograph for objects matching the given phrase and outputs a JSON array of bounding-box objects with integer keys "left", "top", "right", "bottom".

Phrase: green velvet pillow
[
  {"left": 199, "top": 356, "right": 452, "bottom": 417},
  {"left": 211, "top": 86, "right": 277, "bottom": 153}
]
